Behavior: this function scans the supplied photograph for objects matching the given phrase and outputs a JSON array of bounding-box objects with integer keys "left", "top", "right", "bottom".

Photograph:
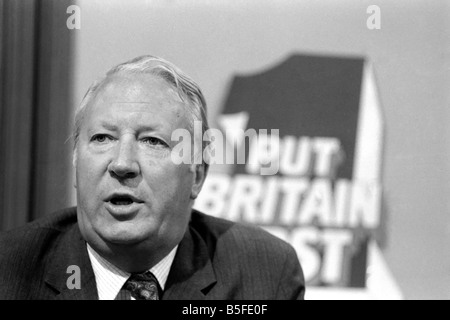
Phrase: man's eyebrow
[
  {"left": 99, "top": 122, "right": 118, "bottom": 131},
  {"left": 97, "top": 122, "right": 164, "bottom": 132},
  {"left": 137, "top": 124, "right": 163, "bottom": 132}
]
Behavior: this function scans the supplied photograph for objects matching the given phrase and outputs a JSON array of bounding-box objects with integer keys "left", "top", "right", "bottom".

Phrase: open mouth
[
  {"left": 105, "top": 193, "right": 143, "bottom": 206},
  {"left": 105, "top": 193, "right": 143, "bottom": 218},
  {"left": 110, "top": 196, "right": 134, "bottom": 206}
]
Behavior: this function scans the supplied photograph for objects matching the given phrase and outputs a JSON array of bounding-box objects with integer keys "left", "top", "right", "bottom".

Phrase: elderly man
[{"left": 0, "top": 56, "right": 305, "bottom": 300}]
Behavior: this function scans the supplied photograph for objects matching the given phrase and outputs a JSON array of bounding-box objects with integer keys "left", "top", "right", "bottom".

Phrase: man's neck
[{"left": 88, "top": 241, "right": 176, "bottom": 273}]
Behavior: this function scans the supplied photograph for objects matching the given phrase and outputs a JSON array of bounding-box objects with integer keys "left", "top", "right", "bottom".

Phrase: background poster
[{"left": 195, "top": 54, "right": 401, "bottom": 298}]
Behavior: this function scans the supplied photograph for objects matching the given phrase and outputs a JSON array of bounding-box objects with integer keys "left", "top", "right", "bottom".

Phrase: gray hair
[{"left": 73, "top": 55, "right": 210, "bottom": 168}]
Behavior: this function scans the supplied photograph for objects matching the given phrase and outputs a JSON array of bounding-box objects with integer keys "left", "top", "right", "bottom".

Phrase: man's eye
[
  {"left": 91, "top": 134, "right": 112, "bottom": 143},
  {"left": 142, "top": 137, "right": 167, "bottom": 147}
]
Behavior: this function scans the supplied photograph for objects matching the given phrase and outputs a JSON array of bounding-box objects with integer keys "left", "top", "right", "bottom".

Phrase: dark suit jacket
[{"left": 0, "top": 207, "right": 305, "bottom": 300}]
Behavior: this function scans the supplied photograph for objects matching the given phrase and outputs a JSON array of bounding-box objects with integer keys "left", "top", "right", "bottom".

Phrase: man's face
[{"left": 75, "top": 73, "right": 202, "bottom": 253}]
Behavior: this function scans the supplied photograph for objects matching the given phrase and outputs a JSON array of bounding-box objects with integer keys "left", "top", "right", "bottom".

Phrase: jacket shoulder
[
  {"left": 190, "top": 210, "right": 305, "bottom": 299},
  {"left": 0, "top": 207, "right": 77, "bottom": 248},
  {"left": 0, "top": 207, "right": 91, "bottom": 299},
  {"left": 190, "top": 209, "right": 295, "bottom": 256},
  {"left": 0, "top": 207, "right": 78, "bottom": 279}
]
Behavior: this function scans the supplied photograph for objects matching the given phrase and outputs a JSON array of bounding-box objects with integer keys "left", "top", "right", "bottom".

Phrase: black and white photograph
[{"left": 0, "top": 0, "right": 449, "bottom": 302}]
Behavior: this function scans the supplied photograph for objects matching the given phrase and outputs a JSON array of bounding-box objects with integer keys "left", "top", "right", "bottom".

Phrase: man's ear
[
  {"left": 72, "top": 148, "right": 78, "bottom": 189},
  {"left": 190, "top": 164, "right": 207, "bottom": 200},
  {"left": 72, "top": 148, "right": 77, "bottom": 168}
]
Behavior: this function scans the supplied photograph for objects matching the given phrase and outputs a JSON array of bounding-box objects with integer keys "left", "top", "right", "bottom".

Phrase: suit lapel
[
  {"left": 163, "top": 226, "right": 216, "bottom": 300},
  {"left": 42, "top": 211, "right": 217, "bottom": 300},
  {"left": 44, "top": 225, "right": 98, "bottom": 300}
]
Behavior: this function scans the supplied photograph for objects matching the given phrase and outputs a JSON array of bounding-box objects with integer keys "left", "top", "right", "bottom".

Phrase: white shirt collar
[{"left": 86, "top": 243, "right": 178, "bottom": 300}]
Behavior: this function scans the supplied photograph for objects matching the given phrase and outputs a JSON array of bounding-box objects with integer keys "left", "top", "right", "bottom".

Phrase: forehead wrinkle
[
  {"left": 97, "top": 120, "right": 163, "bottom": 131},
  {"left": 92, "top": 74, "right": 187, "bottom": 118},
  {"left": 96, "top": 111, "right": 164, "bottom": 131},
  {"left": 87, "top": 103, "right": 189, "bottom": 137},
  {"left": 86, "top": 75, "right": 192, "bottom": 134},
  {"left": 107, "top": 101, "right": 185, "bottom": 120},
  {"left": 101, "top": 73, "right": 184, "bottom": 104}
]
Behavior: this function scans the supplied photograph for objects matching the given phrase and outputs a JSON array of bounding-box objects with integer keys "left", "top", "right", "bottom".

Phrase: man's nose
[{"left": 108, "top": 137, "right": 140, "bottom": 179}]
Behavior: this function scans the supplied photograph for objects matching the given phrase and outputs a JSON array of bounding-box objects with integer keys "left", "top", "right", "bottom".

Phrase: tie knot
[
  {"left": 129, "top": 271, "right": 158, "bottom": 283},
  {"left": 124, "top": 271, "right": 161, "bottom": 300}
]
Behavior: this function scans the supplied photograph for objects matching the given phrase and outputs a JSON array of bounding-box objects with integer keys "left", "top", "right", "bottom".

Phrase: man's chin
[{"left": 98, "top": 228, "right": 150, "bottom": 247}]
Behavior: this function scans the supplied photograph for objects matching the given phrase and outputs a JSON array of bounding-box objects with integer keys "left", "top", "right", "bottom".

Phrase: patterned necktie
[{"left": 116, "top": 271, "right": 161, "bottom": 300}]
